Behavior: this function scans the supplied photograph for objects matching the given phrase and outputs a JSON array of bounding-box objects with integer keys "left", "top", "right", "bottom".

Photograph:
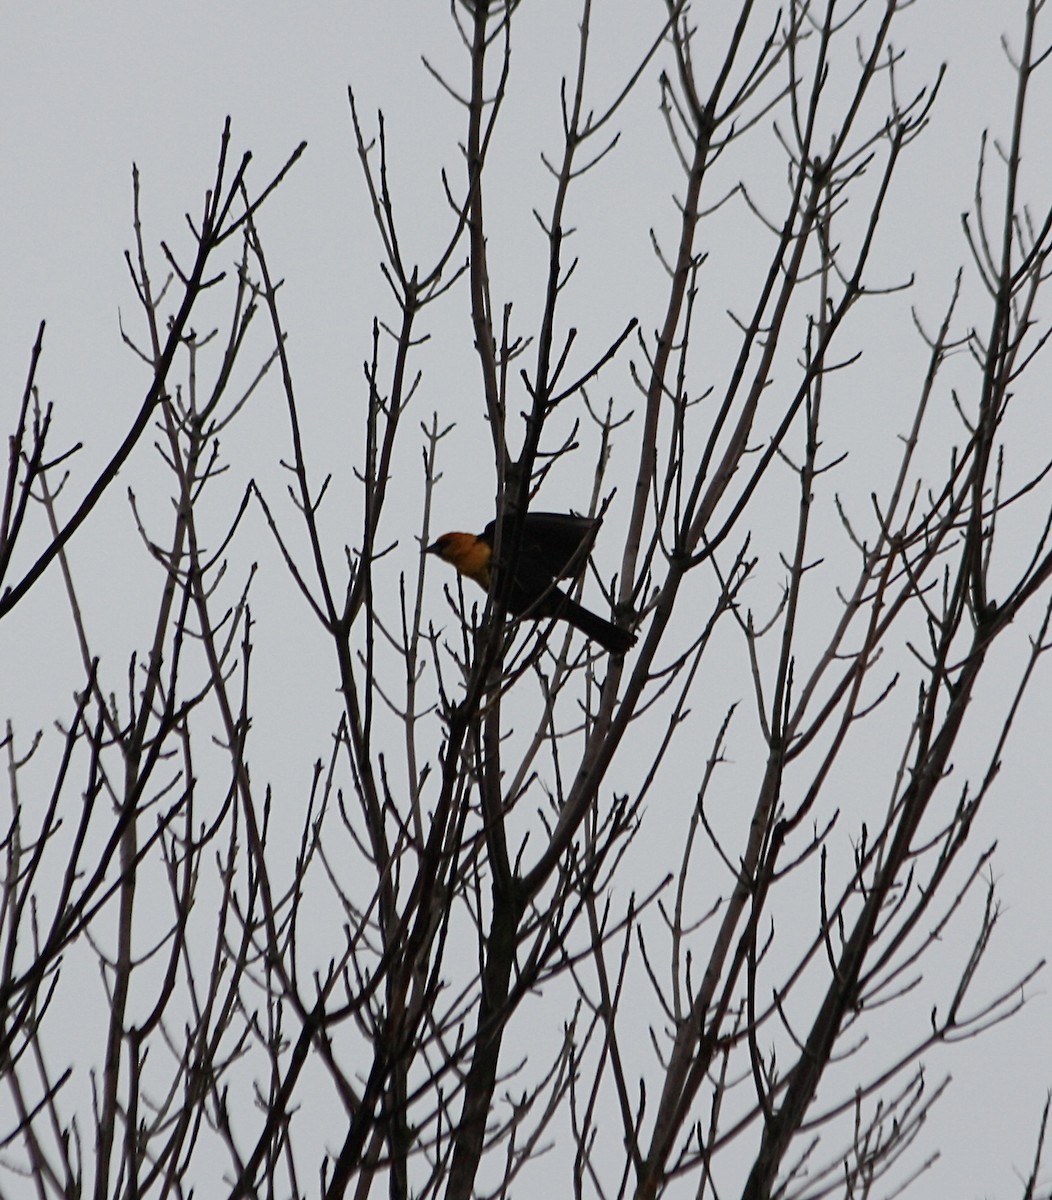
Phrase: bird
[{"left": 427, "top": 511, "right": 635, "bottom": 655}]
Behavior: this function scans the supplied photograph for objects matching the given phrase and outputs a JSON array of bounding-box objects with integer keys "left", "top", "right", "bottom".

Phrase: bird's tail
[{"left": 561, "top": 597, "right": 636, "bottom": 655}]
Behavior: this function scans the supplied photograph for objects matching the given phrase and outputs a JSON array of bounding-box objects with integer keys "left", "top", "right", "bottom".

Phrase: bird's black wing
[{"left": 482, "top": 512, "right": 600, "bottom": 580}]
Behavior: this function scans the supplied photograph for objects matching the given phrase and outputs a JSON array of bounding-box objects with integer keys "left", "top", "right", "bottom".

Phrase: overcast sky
[{"left": 2, "top": 4, "right": 1051, "bottom": 1198}]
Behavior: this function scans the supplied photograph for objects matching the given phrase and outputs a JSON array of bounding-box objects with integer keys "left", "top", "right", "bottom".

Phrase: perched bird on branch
[{"left": 427, "top": 511, "right": 635, "bottom": 655}]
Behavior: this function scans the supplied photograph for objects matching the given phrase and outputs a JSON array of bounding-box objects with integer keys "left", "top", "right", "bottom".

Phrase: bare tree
[{"left": 2, "top": 2, "right": 1051, "bottom": 1199}]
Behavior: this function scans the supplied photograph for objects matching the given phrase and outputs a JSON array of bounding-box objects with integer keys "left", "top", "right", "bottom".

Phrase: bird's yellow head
[{"left": 426, "top": 531, "right": 493, "bottom": 589}]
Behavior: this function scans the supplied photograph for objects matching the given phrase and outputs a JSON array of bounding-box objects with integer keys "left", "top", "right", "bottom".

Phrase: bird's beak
[{"left": 425, "top": 540, "right": 440, "bottom": 556}]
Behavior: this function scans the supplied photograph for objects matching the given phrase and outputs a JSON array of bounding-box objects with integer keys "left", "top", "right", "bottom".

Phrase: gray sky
[{"left": 2, "top": 3, "right": 1050, "bottom": 1197}]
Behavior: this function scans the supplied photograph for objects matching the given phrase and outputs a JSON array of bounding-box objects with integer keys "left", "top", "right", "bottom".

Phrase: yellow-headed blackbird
[{"left": 427, "top": 512, "right": 635, "bottom": 655}]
